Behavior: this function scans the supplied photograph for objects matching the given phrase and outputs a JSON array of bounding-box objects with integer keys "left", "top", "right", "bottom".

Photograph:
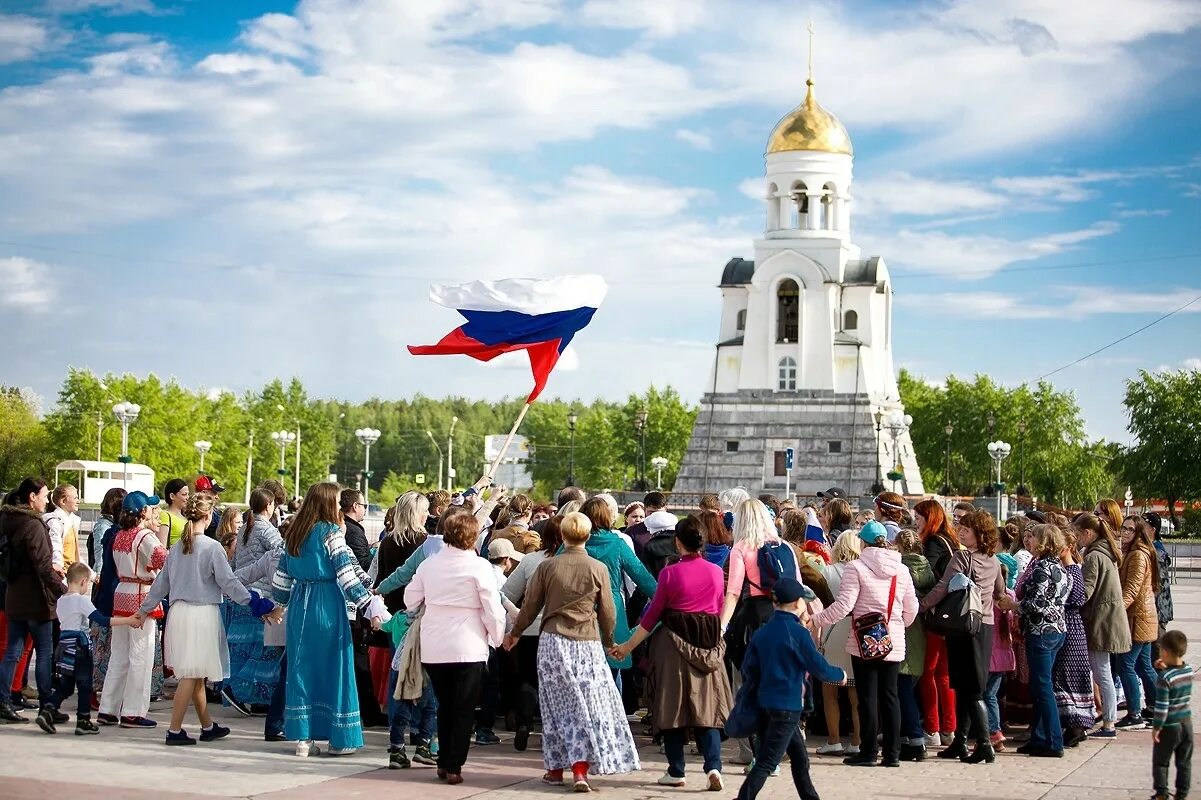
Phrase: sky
[{"left": 1, "top": 0, "right": 1200, "bottom": 445}]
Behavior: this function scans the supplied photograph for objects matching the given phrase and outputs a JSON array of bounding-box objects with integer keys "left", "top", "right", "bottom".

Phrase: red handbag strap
[{"left": 885, "top": 576, "right": 897, "bottom": 623}]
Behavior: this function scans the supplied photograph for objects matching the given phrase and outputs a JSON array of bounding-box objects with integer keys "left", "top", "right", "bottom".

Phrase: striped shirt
[{"left": 1154, "top": 663, "right": 1194, "bottom": 729}]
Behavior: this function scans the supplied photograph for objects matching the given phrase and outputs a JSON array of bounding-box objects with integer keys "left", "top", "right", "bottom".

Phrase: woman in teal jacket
[{"left": 578, "top": 497, "right": 657, "bottom": 676}]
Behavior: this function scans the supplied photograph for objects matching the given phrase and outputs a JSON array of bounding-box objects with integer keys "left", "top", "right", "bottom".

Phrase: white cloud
[
  {"left": 1116, "top": 208, "right": 1172, "bottom": 218},
  {"left": 580, "top": 0, "right": 713, "bottom": 37},
  {"left": 899, "top": 285, "right": 1201, "bottom": 319},
  {"left": 1183, "top": 358, "right": 1201, "bottom": 371},
  {"left": 854, "top": 172, "right": 1009, "bottom": 218},
  {"left": 674, "top": 128, "right": 713, "bottom": 150},
  {"left": 0, "top": 257, "right": 54, "bottom": 309},
  {"left": 47, "top": 0, "right": 158, "bottom": 14},
  {"left": 0, "top": 15, "right": 48, "bottom": 64},
  {"left": 861, "top": 221, "right": 1120, "bottom": 279}
]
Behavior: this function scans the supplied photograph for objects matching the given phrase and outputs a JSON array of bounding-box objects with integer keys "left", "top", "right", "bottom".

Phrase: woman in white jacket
[{"left": 814, "top": 521, "right": 918, "bottom": 768}]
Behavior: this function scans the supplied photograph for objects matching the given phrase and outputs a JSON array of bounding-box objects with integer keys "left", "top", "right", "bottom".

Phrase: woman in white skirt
[
  {"left": 503, "top": 512, "right": 640, "bottom": 792},
  {"left": 137, "top": 494, "right": 281, "bottom": 746}
]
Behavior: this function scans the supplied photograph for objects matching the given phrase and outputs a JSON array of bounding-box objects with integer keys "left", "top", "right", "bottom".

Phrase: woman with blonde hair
[
  {"left": 136, "top": 493, "right": 278, "bottom": 745},
  {"left": 815, "top": 530, "right": 863, "bottom": 757},
  {"left": 719, "top": 499, "right": 785, "bottom": 662},
  {"left": 272, "top": 482, "right": 378, "bottom": 757},
  {"left": 1115, "top": 514, "right": 1160, "bottom": 729},
  {"left": 504, "top": 512, "right": 639, "bottom": 792},
  {"left": 1014, "top": 524, "right": 1071, "bottom": 757}
]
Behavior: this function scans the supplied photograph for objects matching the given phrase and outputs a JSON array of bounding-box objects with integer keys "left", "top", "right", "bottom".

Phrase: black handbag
[{"left": 922, "top": 552, "right": 983, "bottom": 638}]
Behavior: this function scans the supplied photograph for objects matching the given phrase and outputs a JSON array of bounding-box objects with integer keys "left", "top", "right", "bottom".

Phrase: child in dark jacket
[{"left": 736, "top": 578, "right": 846, "bottom": 800}]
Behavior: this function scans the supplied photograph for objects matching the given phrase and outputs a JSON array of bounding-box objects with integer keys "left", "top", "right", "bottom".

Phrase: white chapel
[{"left": 675, "top": 66, "right": 923, "bottom": 498}]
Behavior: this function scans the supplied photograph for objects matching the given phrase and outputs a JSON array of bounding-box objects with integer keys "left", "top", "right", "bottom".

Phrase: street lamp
[
  {"left": 651, "top": 456, "right": 669, "bottom": 490},
  {"left": 633, "top": 408, "right": 649, "bottom": 491},
  {"left": 884, "top": 411, "right": 912, "bottom": 493},
  {"left": 194, "top": 440, "right": 212, "bottom": 473},
  {"left": 244, "top": 421, "right": 262, "bottom": 506},
  {"left": 271, "top": 431, "right": 296, "bottom": 481},
  {"left": 355, "top": 428, "right": 382, "bottom": 507},
  {"left": 987, "top": 440, "right": 1012, "bottom": 520},
  {"left": 566, "top": 410, "right": 579, "bottom": 487},
  {"left": 870, "top": 409, "right": 885, "bottom": 495},
  {"left": 425, "top": 430, "right": 444, "bottom": 492},
  {"left": 277, "top": 404, "right": 301, "bottom": 503},
  {"left": 447, "top": 416, "right": 458, "bottom": 492},
  {"left": 1016, "top": 419, "right": 1028, "bottom": 497},
  {"left": 942, "top": 422, "right": 954, "bottom": 496},
  {"left": 112, "top": 402, "right": 141, "bottom": 487}
]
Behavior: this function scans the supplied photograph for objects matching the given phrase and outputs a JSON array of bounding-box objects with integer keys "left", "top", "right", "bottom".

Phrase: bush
[{"left": 1182, "top": 506, "right": 1201, "bottom": 537}]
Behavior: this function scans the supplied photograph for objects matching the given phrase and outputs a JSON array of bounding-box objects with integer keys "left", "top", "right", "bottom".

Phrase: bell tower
[{"left": 675, "top": 26, "right": 923, "bottom": 499}]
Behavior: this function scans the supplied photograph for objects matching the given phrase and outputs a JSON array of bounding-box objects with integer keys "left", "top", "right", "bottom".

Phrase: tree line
[{"left": 2, "top": 367, "right": 1197, "bottom": 529}]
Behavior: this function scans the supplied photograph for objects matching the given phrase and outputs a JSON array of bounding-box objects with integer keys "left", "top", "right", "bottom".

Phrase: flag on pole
[{"left": 408, "top": 275, "right": 607, "bottom": 402}]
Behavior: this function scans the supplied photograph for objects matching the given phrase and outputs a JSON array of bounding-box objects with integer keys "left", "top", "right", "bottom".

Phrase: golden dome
[{"left": 766, "top": 80, "right": 853, "bottom": 156}]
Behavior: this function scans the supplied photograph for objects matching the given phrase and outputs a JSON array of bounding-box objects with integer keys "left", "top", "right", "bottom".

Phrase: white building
[{"left": 675, "top": 73, "right": 923, "bottom": 498}]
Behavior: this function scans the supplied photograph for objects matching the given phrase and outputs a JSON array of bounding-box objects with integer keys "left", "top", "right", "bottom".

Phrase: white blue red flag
[{"left": 408, "top": 275, "right": 607, "bottom": 402}]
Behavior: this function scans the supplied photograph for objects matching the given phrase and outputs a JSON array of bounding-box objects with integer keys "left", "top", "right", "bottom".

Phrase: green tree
[
  {"left": 899, "top": 370, "right": 1114, "bottom": 506},
  {"left": 0, "top": 387, "right": 52, "bottom": 489},
  {"left": 1117, "top": 369, "right": 1201, "bottom": 530}
]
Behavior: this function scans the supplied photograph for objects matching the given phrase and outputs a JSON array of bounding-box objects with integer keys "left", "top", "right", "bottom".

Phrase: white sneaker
[
  {"left": 707, "top": 771, "right": 723, "bottom": 792},
  {"left": 924, "top": 732, "right": 940, "bottom": 747},
  {"left": 816, "top": 743, "right": 845, "bottom": 755},
  {"left": 940, "top": 732, "right": 955, "bottom": 746},
  {"left": 845, "top": 744, "right": 861, "bottom": 756},
  {"left": 295, "top": 740, "right": 321, "bottom": 757},
  {"left": 657, "top": 773, "right": 686, "bottom": 787}
]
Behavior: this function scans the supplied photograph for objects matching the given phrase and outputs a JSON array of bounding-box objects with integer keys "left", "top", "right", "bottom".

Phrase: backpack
[{"left": 751, "top": 540, "right": 798, "bottom": 593}]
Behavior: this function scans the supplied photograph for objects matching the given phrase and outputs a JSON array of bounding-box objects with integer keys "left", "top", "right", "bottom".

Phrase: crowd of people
[{"left": 0, "top": 474, "right": 1192, "bottom": 800}]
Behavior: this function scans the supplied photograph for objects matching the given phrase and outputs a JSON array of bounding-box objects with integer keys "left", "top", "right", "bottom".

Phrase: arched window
[
  {"left": 736, "top": 308, "right": 747, "bottom": 334},
  {"left": 822, "top": 182, "right": 838, "bottom": 229},
  {"left": 777, "top": 279, "right": 799, "bottom": 343},
  {"left": 789, "top": 181, "right": 808, "bottom": 228},
  {"left": 778, "top": 357, "right": 797, "bottom": 391},
  {"left": 844, "top": 309, "right": 858, "bottom": 331}
]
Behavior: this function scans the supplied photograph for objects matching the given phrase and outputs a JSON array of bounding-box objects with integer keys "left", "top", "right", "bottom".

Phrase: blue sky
[{"left": 1, "top": 0, "right": 1199, "bottom": 445}]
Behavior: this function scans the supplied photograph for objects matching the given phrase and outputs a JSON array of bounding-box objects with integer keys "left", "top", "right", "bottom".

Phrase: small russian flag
[{"left": 408, "top": 275, "right": 607, "bottom": 402}]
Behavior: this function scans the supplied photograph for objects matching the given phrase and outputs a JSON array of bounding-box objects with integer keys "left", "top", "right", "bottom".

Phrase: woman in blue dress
[{"left": 272, "top": 482, "right": 377, "bottom": 757}]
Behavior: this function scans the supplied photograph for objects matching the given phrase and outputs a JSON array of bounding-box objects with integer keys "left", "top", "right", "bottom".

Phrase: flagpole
[{"left": 486, "top": 401, "right": 532, "bottom": 480}]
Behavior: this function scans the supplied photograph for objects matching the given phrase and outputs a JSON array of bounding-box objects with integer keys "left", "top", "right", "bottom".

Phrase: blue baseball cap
[
  {"left": 858, "top": 520, "right": 888, "bottom": 544},
  {"left": 122, "top": 491, "right": 161, "bottom": 514}
]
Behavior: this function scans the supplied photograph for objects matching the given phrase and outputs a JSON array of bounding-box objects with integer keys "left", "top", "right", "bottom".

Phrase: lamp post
[
  {"left": 870, "top": 409, "right": 885, "bottom": 495},
  {"left": 244, "top": 426, "right": 257, "bottom": 506},
  {"left": 651, "top": 456, "right": 668, "bottom": 490},
  {"left": 447, "top": 416, "right": 458, "bottom": 492},
  {"left": 985, "top": 412, "right": 996, "bottom": 494},
  {"left": 112, "top": 402, "right": 141, "bottom": 488},
  {"left": 194, "top": 440, "right": 212, "bottom": 473},
  {"left": 1016, "top": 419, "right": 1028, "bottom": 497},
  {"left": 271, "top": 431, "right": 296, "bottom": 481},
  {"left": 942, "top": 422, "right": 954, "bottom": 496},
  {"left": 884, "top": 411, "right": 912, "bottom": 493},
  {"left": 566, "top": 410, "right": 579, "bottom": 487},
  {"left": 633, "top": 408, "right": 649, "bottom": 491},
  {"left": 987, "top": 440, "right": 1012, "bottom": 520},
  {"left": 355, "top": 428, "right": 381, "bottom": 507},
  {"left": 425, "top": 430, "right": 444, "bottom": 491}
]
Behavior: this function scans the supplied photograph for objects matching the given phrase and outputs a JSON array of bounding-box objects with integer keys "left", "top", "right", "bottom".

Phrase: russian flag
[{"left": 408, "top": 275, "right": 607, "bottom": 402}]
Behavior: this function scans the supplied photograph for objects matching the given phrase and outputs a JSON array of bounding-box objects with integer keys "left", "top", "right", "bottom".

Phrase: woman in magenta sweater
[{"left": 612, "top": 515, "right": 732, "bottom": 790}]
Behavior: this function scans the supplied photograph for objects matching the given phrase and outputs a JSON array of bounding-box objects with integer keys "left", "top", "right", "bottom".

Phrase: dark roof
[
  {"left": 844, "top": 257, "right": 882, "bottom": 285},
  {"left": 720, "top": 257, "right": 754, "bottom": 286}
]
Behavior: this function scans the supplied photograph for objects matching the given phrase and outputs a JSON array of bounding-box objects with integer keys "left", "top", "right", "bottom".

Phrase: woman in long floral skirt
[
  {"left": 504, "top": 511, "right": 640, "bottom": 792},
  {"left": 1052, "top": 533, "right": 1094, "bottom": 746}
]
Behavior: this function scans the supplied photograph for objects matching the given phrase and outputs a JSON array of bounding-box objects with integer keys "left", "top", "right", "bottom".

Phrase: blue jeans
[
  {"left": 1120, "top": 642, "right": 1158, "bottom": 717},
  {"left": 737, "top": 709, "right": 819, "bottom": 800},
  {"left": 51, "top": 647, "right": 94, "bottom": 718},
  {"left": 265, "top": 650, "right": 287, "bottom": 737},
  {"left": 663, "top": 727, "right": 722, "bottom": 778},
  {"left": 897, "top": 675, "right": 924, "bottom": 742},
  {"left": 388, "top": 668, "right": 437, "bottom": 748},
  {"left": 1026, "top": 631, "right": 1065, "bottom": 751},
  {"left": 983, "top": 672, "right": 1004, "bottom": 735},
  {"left": 0, "top": 618, "right": 54, "bottom": 707}
]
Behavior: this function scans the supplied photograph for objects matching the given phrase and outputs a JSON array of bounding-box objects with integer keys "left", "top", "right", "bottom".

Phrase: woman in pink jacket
[{"left": 814, "top": 521, "right": 918, "bottom": 768}]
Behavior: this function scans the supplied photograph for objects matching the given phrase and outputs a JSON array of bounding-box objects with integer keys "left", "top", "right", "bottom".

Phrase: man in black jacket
[
  {"left": 339, "top": 488, "right": 373, "bottom": 571},
  {"left": 337, "top": 487, "right": 386, "bottom": 726}
]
